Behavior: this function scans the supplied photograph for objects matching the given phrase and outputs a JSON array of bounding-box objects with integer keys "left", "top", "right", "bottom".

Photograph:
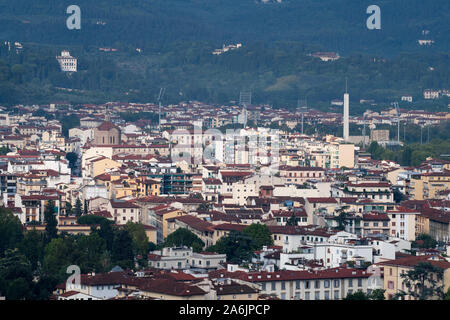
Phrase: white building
[{"left": 56, "top": 50, "right": 77, "bottom": 72}]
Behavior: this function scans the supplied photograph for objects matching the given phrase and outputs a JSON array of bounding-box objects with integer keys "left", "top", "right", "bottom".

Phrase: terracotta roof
[
  {"left": 377, "top": 255, "right": 450, "bottom": 269},
  {"left": 110, "top": 200, "right": 140, "bottom": 209},
  {"left": 213, "top": 223, "right": 247, "bottom": 232},
  {"left": 306, "top": 197, "right": 338, "bottom": 204},
  {"left": 210, "top": 267, "right": 371, "bottom": 283},
  {"left": 173, "top": 215, "right": 214, "bottom": 232},
  {"left": 97, "top": 121, "right": 118, "bottom": 131},
  {"left": 362, "top": 213, "right": 390, "bottom": 221}
]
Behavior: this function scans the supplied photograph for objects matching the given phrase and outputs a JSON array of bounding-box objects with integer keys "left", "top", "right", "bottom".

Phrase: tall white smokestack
[{"left": 343, "top": 92, "right": 349, "bottom": 141}]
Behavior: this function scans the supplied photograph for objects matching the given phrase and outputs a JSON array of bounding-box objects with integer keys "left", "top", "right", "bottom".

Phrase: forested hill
[
  {"left": 0, "top": 0, "right": 449, "bottom": 55},
  {"left": 0, "top": 1, "right": 448, "bottom": 108}
]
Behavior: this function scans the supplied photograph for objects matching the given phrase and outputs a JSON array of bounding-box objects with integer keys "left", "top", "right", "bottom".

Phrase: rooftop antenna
[
  {"left": 157, "top": 88, "right": 165, "bottom": 133},
  {"left": 239, "top": 91, "right": 251, "bottom": 128}
]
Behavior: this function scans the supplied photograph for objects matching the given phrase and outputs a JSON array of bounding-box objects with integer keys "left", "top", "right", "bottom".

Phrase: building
[
  {"left": 147, "top": 247, "right": 226, "bottom": 271},
  {"left": 56, "top": 50, "right": 77, "bottom": 72},
  {"left": 370, "top": 130, "right": 389, "bottom": 142},
  {"left": 209, "top": 267, "right": 372, "bottom": 300},
  {"left": 94, "top": 121, "right": 121, "bottom": 146},
  {"left": 377, "top": 254, "right": 450, "bottom": 300}
]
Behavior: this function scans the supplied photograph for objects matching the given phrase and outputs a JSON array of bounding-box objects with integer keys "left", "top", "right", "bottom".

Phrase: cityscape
[{"left": 0, "top": 0, "right": 449, "bottom": 307}]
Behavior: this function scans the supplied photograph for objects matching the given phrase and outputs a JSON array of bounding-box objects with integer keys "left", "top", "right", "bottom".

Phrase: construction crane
[{"left": 157, "top": 88, "right": 165, "bottom": 133}]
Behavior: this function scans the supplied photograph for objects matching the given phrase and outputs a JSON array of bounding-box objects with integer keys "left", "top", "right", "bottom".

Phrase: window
[
  {"left": 324, "top": 291, "right": 330, "bottom": 300},
  {"left": 315, "top": 291, "right": 320, "bottom": 300},
  {"left": 305, "top": 292, "right": 310, "bottom": 300},
  {"left": 388, "top": 281, "right": 394, "bottom": 289},
  {"left": 305, "top": 281, "right": 310, "bottom": 289},
  {"left": 334, "top": 291, "right": 339, "bottom": 300},
  {"left": 315, "top": 280, "right": 320, "bottom": 289},
  {"left": 295, "top": 281, "right": 300, "bottom": 289},
  {"left": 324, "top": 280, "right": 330, "bottom": 288},
  {"left": 261, "top": 283, "right": 266, "bottom": 291},
  {"left": 271, "top": 282, "right": 276, "bottom": 291},
  {"left": 358, "top": 279, "right": 363, "bottom": 287},
  {"left": 281, "top": 282, "right": 286, "bottom": 290},
  {"left": 348, "top": 279, "right": 353, "bottom": 287},
  {"left": 334, "top": 280, "right": 340, "bottom": 288}
]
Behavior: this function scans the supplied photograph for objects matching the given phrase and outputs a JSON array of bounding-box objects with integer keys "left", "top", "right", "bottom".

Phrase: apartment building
[
  {"left": 209, "top": 267, "right": 372, "bottom": 300},
  {"left": 377, "top": 255, "right": 450, "bottom": 300}
]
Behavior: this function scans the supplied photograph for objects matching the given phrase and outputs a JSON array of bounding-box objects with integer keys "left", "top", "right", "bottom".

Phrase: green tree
[
  {"left": 96, "top": 219, "right": 115, "bottom": 252},
  {"left": 74, "top": 198, "right": 83, "bottom": 218},
  {"left": 163, "top": 228, "right": 205, "bottom": 253},
  {"left": 42, "top": 237, "right": 73, "bottom": 282},
  {"left": 286, "top": 211, "right": 298, "bottom": 226},
  {"left": 398, "top": 262, "right": 445, "bottom": 300},
  {"left": 197, "top": 202, "right": 211, "bottom": 211},
  {"left": 111, "top": 229, "right": 134, "bottom": 269},
  {"left": 0, "top": 248, "right": 34, "bottom": 300},
  {"left": 369, "top": 289, "right": 386, "bottom": 300},
  {"left": 208, "top": 230, "right": 255, "bottom": 264},
  {"left": 43, "top": 200, "right": 58, "bottom": 243},
  {"left": 65, "top": 201, "right": 73, "bottom": 216},
  {"left": 412, "top": 234, "right": 437, "bottom": 249},
  {"left": 77, "top": 215, "right": 110, "bottom": 226},
  {"left": 0, "top": 145, "right": 11, "bottom": 155},
  {"left": 242, "top": 224, "right": 273, "bottom": 250},
  {"left": 344, "top": 291, "right": 369, "bottom": 300},
  {"left": 65, "top": 152, "right": 78, "bottom": 168},
  {"left": 125, "top": 222, "right": 149, "bottom": 256},
  {"left": 18, "top": 229, "right": 44, "bottom": 270},
  {"left": 334, "top": 206, "right": 350, "bottom": 231},
  {"left": 77, "top": 233, "right": 108, "bottom": 273},
  {"left": 0, "top": 207, "right": 23, "bottom": 257}
]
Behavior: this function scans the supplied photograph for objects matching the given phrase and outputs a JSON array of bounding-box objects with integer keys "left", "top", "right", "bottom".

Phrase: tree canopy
[{"left": 162, "top": 228, "right": 205, "bottom": 253}]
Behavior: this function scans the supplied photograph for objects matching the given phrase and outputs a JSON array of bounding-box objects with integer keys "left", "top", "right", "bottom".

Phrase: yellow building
[
  {"left": 136, "top": 177, "right": 161, "bottom": 197},
  {"left": 409, "top": 172, "right": 450, "bottom": 200},
  {"left": 378, "top": 255, "right": 450, "bottom": 300},
  {"left": 89, "top": 157, "right": 122, "bottom": 178}
]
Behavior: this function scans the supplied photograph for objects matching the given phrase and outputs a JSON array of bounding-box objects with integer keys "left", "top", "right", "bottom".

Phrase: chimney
[{"left": 343, "top": 92, "right": 349, "bottom": 141}]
